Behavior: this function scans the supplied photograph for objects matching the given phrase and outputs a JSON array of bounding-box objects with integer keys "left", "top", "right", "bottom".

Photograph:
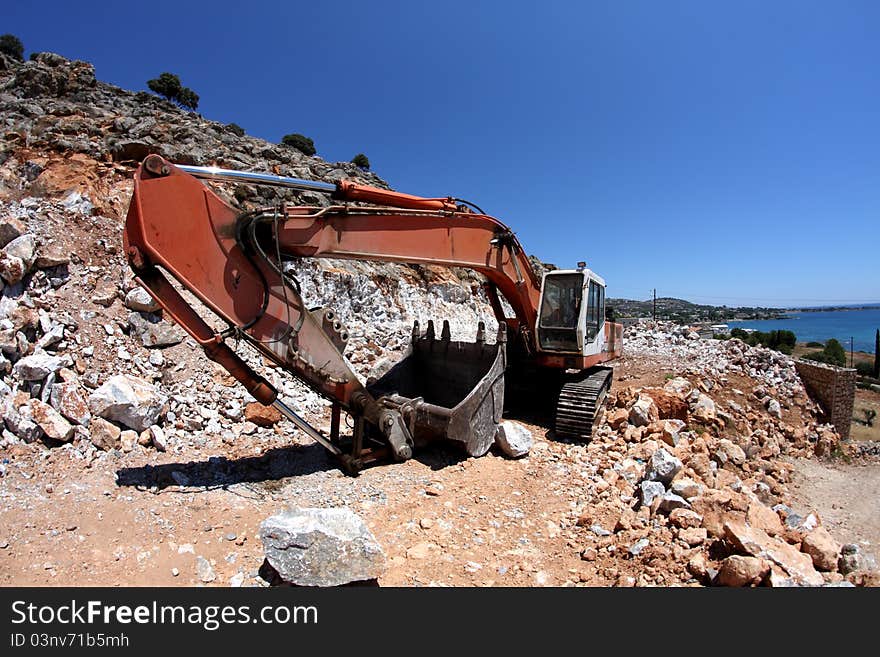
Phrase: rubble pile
[{"left": 553, "top": 323, "right": 878, "bottom": 586}]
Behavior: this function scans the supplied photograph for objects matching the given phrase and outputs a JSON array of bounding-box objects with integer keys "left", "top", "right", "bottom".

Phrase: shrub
[
  {"left": 0, "top": 34, "right": 24, "bottom": 61},
  {"left": 351, "top": 153, "right": 370, "bottom": 170},
  {"left": 855, "top": 361, "right": 876, "bottom": 378},
  {"left": 227, "top": 123, "right": 245, "bottom": 137},
  {"left": 806, "top": 341, "right": 823, "bottom": 348},
  {"left": 281, "top": 133, "right": 316, "bottom": 156},
  {"left": 824, "top": 338, "right": 846, "bottom": 366},
  {"left": 803, "top": 339, "right": 847, "bottom": 367}
]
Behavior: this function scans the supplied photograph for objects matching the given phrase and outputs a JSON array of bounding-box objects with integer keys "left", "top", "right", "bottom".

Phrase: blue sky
[{"left": 6, "top": 1, "right": 879, "bottom": 307}]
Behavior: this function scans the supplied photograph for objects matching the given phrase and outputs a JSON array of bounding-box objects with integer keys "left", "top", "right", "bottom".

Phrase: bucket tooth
[
  {"left": 476, "top": 321, "right": 486, "bottom": 344},
  {"left": 441, "top": 320, "right": 451, "bottom": 341},
  {"left": 496, "top": 322, "right": 507, "bottom": 344},
  {"left": 411, "top": 320, "right": 420, "bottom": 340},
  {"left": 425, "top": 320, "right": 435, "bottom": 341}
]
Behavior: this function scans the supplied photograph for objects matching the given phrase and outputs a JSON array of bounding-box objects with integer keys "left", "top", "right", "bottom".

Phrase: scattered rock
[
  {"left": 259, "top": 508, "right": 385, "bottom": 586},
  {"left": 800, "top": 526, "right": 841, "bottom": 572},
  {"left": 244, "top": 402, "right": 282, "bottom": 428},
  {"left": 49, "top": 382, "right": 91, "bottom": 425},
  {"left": 196, "top": 556, "right": 216, "bottom": 583},
  {"left": 12, "top": 352, "right": 70, "bottom": 381},
  {"left": 715, "top": 555, "right": 769, "bottom": 587},
  {"left": 88, "top": 374, "right": 167, "bottom": 432},
  {"left": 628, "top": 395, "right": 659, "bottom": 427},
  {"left": 88, "top": 417, "right": 122, "bottom": 451},
  {"left": 495, "top": 420, "right": 532, "bottom": 458},
  {"left": 640, "top": 481, "right": 666, "bottom": 508},
  {"left": 27, "top": 399, "right": 73, "bottom": 441},
  {"left": 723, "top": 519, "right": 824, "bottom": 586},
  {"left": 124, "top": 286, "right": 160, "bottom": 313},
  {"left": 644, "top": 448, "right": 682, "bottom": 484}
]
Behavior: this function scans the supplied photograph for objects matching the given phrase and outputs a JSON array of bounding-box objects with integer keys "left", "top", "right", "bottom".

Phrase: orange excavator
[{"left": 123, "top": 156, "right": 622, "bottom": 472}]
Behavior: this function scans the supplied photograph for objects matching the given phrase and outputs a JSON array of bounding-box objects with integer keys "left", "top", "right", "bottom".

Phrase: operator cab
[{"left": 536, "top": 264, "right": 605, "bottom": 355}]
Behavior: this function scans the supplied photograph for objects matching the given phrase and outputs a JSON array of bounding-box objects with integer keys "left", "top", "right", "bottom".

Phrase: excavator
[{"left": 123, "top": 155, "right": 623, "bottom": 472}]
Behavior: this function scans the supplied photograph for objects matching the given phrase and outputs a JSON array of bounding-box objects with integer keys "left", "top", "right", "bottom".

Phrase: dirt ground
[
  {"left": 789, "top": 458, "right": 880, "bottom": 564},
  {"left": 1, "top": 354, "right": 874, "bottom": 588}
]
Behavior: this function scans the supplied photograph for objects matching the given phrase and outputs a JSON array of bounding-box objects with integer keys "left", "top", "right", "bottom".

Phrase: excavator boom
[{"left": 123, "top": 157, "right": 620, "bottom": 471}]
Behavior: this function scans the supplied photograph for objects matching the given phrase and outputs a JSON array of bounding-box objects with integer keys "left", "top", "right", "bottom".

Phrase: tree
[
  {"left": 0, "top": 34, "right": 24, "bottom": 61},
  {"left": 147, "top": 72, "right": 182, "bottom": 102},
  {"left": 351, "top": 153, "right": 370, "bottom": 170},
  {"left": 176, "top": 87, "right": 199, "bottom": 111},
  {"left": 146, "top": 72, "right": 199, "bottom": 111},
  {"left": 874, "top": 329, "right": 879, "bottom": 379},
  {"left": 281, "top": 133, "right": 316, "bottom": 156}
]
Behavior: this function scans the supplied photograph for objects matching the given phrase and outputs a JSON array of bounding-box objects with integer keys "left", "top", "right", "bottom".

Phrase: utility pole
[{"left": 653, "top": 289, "right": 657, "bottom": 322}]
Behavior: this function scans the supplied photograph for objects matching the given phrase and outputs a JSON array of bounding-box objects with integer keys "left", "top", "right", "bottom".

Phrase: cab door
[{"left": 582, "top": 279, "right": 604, "bottom": 356}]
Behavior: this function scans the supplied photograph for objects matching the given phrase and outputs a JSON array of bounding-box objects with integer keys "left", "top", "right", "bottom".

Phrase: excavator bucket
[{"left": 367, "top": 320, "right": 507, "bottom": 457}]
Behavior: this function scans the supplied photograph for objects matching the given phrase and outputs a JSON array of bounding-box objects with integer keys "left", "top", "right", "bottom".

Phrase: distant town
[{"left": 607, "top": 297, "right": 784, "bottom": 323}]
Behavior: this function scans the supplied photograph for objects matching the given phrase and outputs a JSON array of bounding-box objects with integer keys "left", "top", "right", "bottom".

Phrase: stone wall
[{"left": 794, "top": 360, "right": 856, "bottom": 440}]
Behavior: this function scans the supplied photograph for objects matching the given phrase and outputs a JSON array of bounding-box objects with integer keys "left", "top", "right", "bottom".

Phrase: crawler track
[{"left": 554, "top": 367, "right": 613, "bottom": 440}]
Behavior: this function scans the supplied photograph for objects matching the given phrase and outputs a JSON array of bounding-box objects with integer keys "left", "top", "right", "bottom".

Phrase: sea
[{"left": 727, "top": 307, "right": 880, "bottom": 353}]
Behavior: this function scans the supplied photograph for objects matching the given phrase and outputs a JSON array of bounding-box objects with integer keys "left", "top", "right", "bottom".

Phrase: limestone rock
[
  {"left": 801, "top": 526, "right": 841, "bottom": 571},
  {"left": 628, "top": 395, "right": 659, "bottom": 427},
  {"left": 691, "top": 393, "right": 717, "bottom": 422},
  {"left": 644, "top": 448, "right": 682, "bottom": 484},
  {"left": 715, "top": 555, "right": 769, "bottom": 587},
  {"left": 49, "top": 381, "right": 91, "bottom": 425},
  {"left": 495, "top": 420, "right": 532, "bottom": 458},
  {"left": 260, "top": 508, "right": 385, "bottom": 586},
  {"left": 723, "top": 519, "right": 824, "bottom": 586},
  {"left": 12, "top": 352, "right": 70, "bottom": 381},
  {"left": 127, "top": 312, "right": 184, "bottom": 348},
  {"left": 124, "top": 287, "right": 161, "bottom": 313},
  {"left": 88, "top": 374, "right": 167, "bottom": 432},
  {"left": 89, "top": 417, "right": 121, "bottom": 451},
  {"left": 640, "top": 480, "right": 665, "bottom": 508},
  {"left": 27, "top": 399, "right": 73, "bottom": 442}
]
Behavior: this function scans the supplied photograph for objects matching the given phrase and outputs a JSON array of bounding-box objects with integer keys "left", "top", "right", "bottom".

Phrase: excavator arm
[{"left": 123, "top": 156, "right": 542, "bottom": 470}]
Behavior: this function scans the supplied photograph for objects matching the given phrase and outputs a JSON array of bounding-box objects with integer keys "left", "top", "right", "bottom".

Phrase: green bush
[
  {"left": 351, "top": 153, "right": 370, "bottom": 170},
  {"left": 0, "top": 34, "right": 24, "bottom": 61},
  {"left": 146, "top": 72, "right": 199, "bottom": 111},
  {"left": 227, "top": 123, "right": 245, "bottom": 137},
  {"left": 729, "top": 327, "right": 796, "bottom": 354},
  {"left": 806, "top": 341, "right": 823, "bottom": 348},
  {"left": 855, "top": 361, "right": 876, "bottom": 377},
  {"left": 803, "top": 338, "right": 847, "bottom": 367},
  {"left": 281, "top": 133, "right": 316, "bottom": 155}
]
